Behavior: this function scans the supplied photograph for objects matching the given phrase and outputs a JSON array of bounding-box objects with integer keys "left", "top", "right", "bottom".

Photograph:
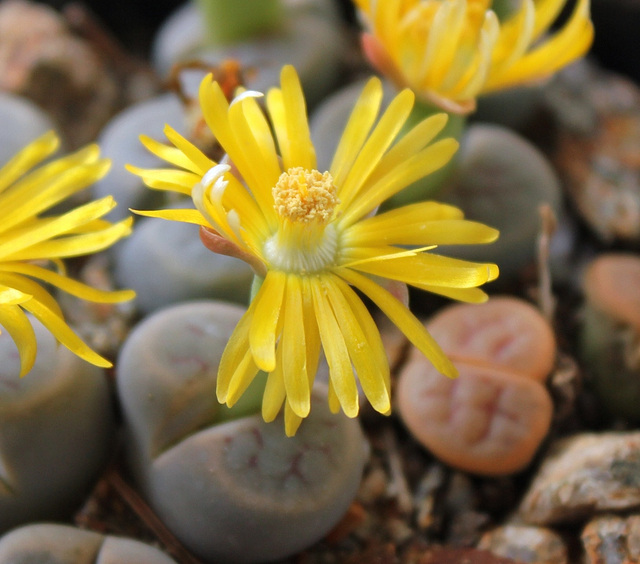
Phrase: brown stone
[
  {"left": 519, "top": 433, "right": 640, "bottom": 525},
  {"left": 582, "top": 514, "right": 640, "bottom": 564}
]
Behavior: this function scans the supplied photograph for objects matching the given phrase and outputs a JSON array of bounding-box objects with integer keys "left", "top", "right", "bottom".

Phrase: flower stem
[
  {"left": 195, "top": 0, "right": 284, "bottom": 45},
  {"left": 383, "top": 100, "right": 466, "bottom": 210}
]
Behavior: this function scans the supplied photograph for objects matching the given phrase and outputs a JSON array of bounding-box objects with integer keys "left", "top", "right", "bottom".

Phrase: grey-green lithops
[
  {"left": 113, "top": 213, "right": 253, "bottom": 314},
  {"left": 0, "top": 524, "right": 177, "bottom": 563},
  {"left": 92, "top": 94, "right": 187, "bottom": 222},
  {"left": 152, "top": 0, "right": 347, "bottom": 107},
  {"left": 0, "top": 92, "right": 54, "bottom": 167},
  {"left": 117, "top": 301, "right": 369, "bottom": 563},
  {"left": 439, "top": 124, "right": 563, "bottom": 281},
  {"left": 0, "top": 318, "right": 114, "bottom": 532}
]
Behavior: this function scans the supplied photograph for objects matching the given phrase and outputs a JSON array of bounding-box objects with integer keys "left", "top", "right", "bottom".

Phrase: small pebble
[
  {"left": 518, "top": 433, "right": 640, "bottom": 525},
  {"left": 581, "top": 514, "right": 640, "bottom": 564},
  {"left": 0, "top": 523, "right": 176, "bottom": 563},
  {"left": 478, "top": 525, "right": 569, "bottom": 564}
]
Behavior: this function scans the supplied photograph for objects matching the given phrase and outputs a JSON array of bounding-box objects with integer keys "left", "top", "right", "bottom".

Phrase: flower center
[
  {"left": 264, "top": 167, "right": 340, "bottom": 274},
  {"left": 273, "top": 167, "right": 338, "bottom": 224}
]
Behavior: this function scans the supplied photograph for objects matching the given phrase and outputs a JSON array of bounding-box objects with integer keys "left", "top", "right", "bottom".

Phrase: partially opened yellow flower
[
  {"left": 0, "top": 132, "right": 135, "bottom": 377},
  {"left": 355, "top": 0, "right": 594, "bottom": 114},
  {"left": 129, "top": 65, "right": 499, "bottom": 435}
]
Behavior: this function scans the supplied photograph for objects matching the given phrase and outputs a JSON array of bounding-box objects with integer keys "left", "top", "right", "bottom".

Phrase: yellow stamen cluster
[{"left": 273, "top": 168, "right": 339, "bottom": 224}]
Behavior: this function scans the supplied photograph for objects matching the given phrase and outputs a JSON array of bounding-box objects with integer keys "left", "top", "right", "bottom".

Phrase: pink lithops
[
  {"left": 583, "top": 253, "right": 640, "bottom": 331},
  {"left": 427, "top": 296, "right": 557, "bottom": 382},
  {"left": 397, "top": 296, "right": 556, "bottom": 475}
]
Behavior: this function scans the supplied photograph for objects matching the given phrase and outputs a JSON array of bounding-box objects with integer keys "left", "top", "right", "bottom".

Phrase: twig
[
  {"left": 536, "top": 204, "right": 558, "bottom": 323},
  {"left": 382, "top": 427, "right": 414, "bottom": 516}
]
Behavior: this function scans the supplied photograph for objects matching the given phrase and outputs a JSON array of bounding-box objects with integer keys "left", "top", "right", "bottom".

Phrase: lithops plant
[
  {"left": 580, "top": 253, "right": 640, "bottom": 423},
  {"left": 0, "top": 92, "right": 54, "bottom": 167},
  {"left": 397, "top": 297, "right": 556, "bottom": 475},
  {"left": 0, "top": 317, "right": 114, "bottom": 532},
  {"left": 92, "top": 94, "right": 187, "bottom": 222},
  {"left": 0, "top": 524, "right": 177, "bottom": 563},
  {"left": 117, "top": 301, "right": 369, "bottom": 563},
  {"left": 113, "top": 211, "right": 253, "bottom": 314},
  {"left": 439, "top": 124, "right": 563, "bottom": 281},
  {"left": 152, "top": 0, "right": 347, "bottom": 107}
]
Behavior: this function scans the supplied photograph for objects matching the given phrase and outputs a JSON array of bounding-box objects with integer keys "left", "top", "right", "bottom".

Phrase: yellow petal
[
  {"left": 225, "top": 348, "right": 260, "bottom": 407},
  {"left": 0, "top": 262, "right": 135, "bottom": 304},
  {"left": 20, "top": 294, "right": 112, "bottom": 368},
  {"left": 339, "top": 88, "right": 414, "bottom": 208},
  {"left": 229, "top": 94, "right": 282, "bottom": 212},
  {"left": 279, "top": 65, "right": 316, "bottom": 171},
  {"left": 0, "top": 304, "right": 37, "bottom": 377},
  {"left": 350, "top": 249, "right": 499, "bottom": 288},
  {"left": 333, "top": 275, "right": 391, "bottom": 395},
  {"left": 138, "top": 133, "right": 204, "bottom": 174},
  {"left": 0, "top": 197, "right": 117, "bottom": 259},
  {"left": 281, "top": 275, "right": 310, "bottom": 418},
  {"left": 200, "top": 77, "right": 275, "bottom": 220},
  {"left": 126, "top": 165, "right": 199, "bottom": 195},
  {"left": 0, "top": 159, "right": 110, "bottom": 235},
  {"left": 262, "top": 350, "right": 286, "bottom": 423},
  {"left": 340, "top": 138, "right": 459, "bottom": 228},
  {"left": 330, "top": 77, "right": 383, "bottom": 188},
  {"left": 6, "top": 217, "right": 133, "bottom": 261},
  {"left": 310, "top": 276, "right": 359, "bottom": 418},
  {"left": 324, "top": 276, "right": 390, "bottom": 414},
  {"left": 284, "top": 400, "right": 304, "bottom": 437},
  {"left": 0, "top": 272, "right": 63, "bottom": 318},
  {"left": 0, "top": 131, "right": 59, "bottom": 194},
  {"left": 164, "top": 125, "right": 215, "bottom": 174},
  {"left": 412, "top": 284, "right": 489, "bottom": 303},
  {"left": 217, "top": 303, "right": 254, "bottom": 403},
  {"left": 0, "top": 284, "right": 31, "bottom": 305},
  {"left": 369, "top": 113, "right": 449, "bottom": 184},
  {"left": 249, "top": 270, "right": 286, "bottom": 372},
  {"left": 338, "top": 268, "right": 457, "bottom": 379},
  {"left": 131, "top": 208, "right": 207, "bottom": 226},
  {"left": 348, "top": 218, "right": 499, "bottom": 247}
]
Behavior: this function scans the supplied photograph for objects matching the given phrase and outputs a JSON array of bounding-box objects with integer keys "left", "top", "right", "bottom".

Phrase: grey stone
[{"left": 478, "top": 525, "right": 568, "bottom": 564}]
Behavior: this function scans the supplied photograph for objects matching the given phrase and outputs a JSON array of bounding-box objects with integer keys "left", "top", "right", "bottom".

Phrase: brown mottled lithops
[
  {"left": 0, "top": 317, "right": 114, "bottom": 533},
  {"left": 0, "top": 523, "right": 177, "bottom": 563},
  {"left": 397, "top": 297, "right": 555, "bottom": 475},
  {"left": 117, "top": 301, "right": 369, "bottom": 563},
  {"left": 581, "top": 253, "right": 640, "bottom": 422}
]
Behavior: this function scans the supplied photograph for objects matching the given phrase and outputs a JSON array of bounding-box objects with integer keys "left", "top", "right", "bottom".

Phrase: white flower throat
[{"left": 265, "top": 167, "right": 340, "bottom": 274}]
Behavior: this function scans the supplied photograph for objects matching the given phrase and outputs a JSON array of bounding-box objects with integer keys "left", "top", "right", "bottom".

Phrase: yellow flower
[
  {"left": 354, "top": 0, "right": 594, "bottom": 114},
  {"left": 129, "top": 65, "right": 499, "bottom": 435},
  {"left": 0, "top": 132, "right": 135, "bottom": 377}
]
